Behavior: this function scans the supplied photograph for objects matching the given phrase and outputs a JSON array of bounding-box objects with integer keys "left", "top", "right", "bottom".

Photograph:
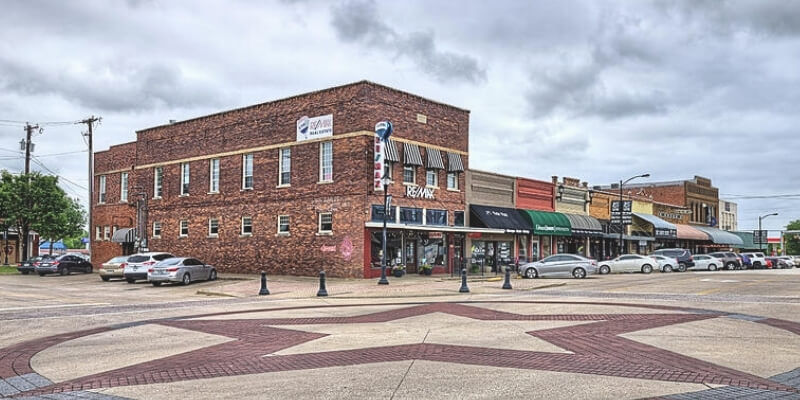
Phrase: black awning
[
  {"left": 403, "top": 143, "right": 423, "bottom": 166},
  {"left": 385, "top": 139, "right": 399, "bottom": 162},
  {"left": 425, "top": 147, "right": 445, "bottom": 169},
  {"left": 447, "top": 152, "right": 464, "bottom": 172},
  {"left": 469, "top": 205, "right": 531, "bottom": 234}
]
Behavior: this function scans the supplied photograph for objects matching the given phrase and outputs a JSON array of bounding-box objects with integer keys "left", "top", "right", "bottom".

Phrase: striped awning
[
  {"left": 564, "top": 214, "right": 604, "bottom": 237},
  {"left": 676, "top": 224, "right": 709, "bottom": 241},
  {"left": 403, "top": 143, "right": 423, "bottom": 166},
  {"left": 384, "top": 139, "right": 399, "bottom": 162},
  {"left": 111, "top": 227, "right": 137, "bottom": 243},
  {"left": 447, "top": 152, "right": 464, "bottom": 172},
  {"left": 425, "top": 147, "right": 444, "bottom": 169}
]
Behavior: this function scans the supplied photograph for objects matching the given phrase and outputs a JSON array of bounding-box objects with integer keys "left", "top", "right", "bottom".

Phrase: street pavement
[{"left": 1, "top": 268, "right": 799, "bottom": 399}]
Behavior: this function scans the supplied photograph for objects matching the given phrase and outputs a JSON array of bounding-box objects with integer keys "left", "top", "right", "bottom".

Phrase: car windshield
[
  {"left": 109, "top": 256, "right": 128, "bottom": 263},
  {"left": 128, "top": 255, "right": 150, "bottom": 263},
  {"left": 156, "top": 258, "right": 183, "bottom": 266}
]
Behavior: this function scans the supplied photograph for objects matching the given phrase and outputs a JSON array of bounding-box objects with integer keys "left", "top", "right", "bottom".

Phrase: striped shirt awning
[
  {"left": 425, "top": 147, "right": 445, "bottom": 169},
  {"left": 111, "top": 227, "right": 137, "bottom": 243},
  {"left": 403, "top": 143, "right": 423, "bottom": 166},
  {"left": 447, "top": 152, "right": 464, "bottom": 172},
  {"left": 384, "top": 139, "right": 399, "bottom": 162}
]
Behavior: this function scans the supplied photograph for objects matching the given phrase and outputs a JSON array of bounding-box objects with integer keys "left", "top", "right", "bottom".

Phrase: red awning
[{"left": 676, "top": 224, "right": 709, "bottom": 241}]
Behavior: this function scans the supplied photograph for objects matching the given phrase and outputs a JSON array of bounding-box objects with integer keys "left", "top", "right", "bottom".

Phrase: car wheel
[
  {"left": 677, "top": 263, "right": 687, "bottom": 272},
  {"left": 708, "top": 264, "right": 717, "bottom": 271},
  {"left": 572, "top": 268, "right": 586, "bottom": 279},
  {"left": 753, "top": 262, "right": 761, "bottom": 269},
  {"left": 725, "top": 262, "right": 735, "bottom": 270},
  {"left": 101, "top": 276, "right": 110, "bottom": 282},
  {"left": 21, "top": 271, "right": 29, "bottom": 275},
  {"left": 641, "top": 264, "right": 653, "bottom": 274},
  {"left": 85, "top": 266, "right": 93, "bottom": 273},
  {"left": 126, "top": 279, "right": 135, "bottom": 284},
  {"left": 599, "top": 265, "right": 610, "bottom": 275},
  {"left": 663, "top": 265, "right": 673, "bottom": 273},
  {"left": 524, "top": 268, "right": 537, "bottom": 279},
  {"left": 152, "top": 282, "right": 162, "bottom": 287},
  {"left": 182, "top": 273, "right": 191, "bottom": 286},
  {"left": 209, "top": 269, "right": 217, "bottom": 281},
  {"left": 60, "top": 268, "right": 69, "bottom": 276}
]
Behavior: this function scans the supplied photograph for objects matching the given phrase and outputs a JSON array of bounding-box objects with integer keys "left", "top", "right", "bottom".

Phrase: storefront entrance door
[{"left": 405, "top": 240, "right": 417, "bottom": 273}]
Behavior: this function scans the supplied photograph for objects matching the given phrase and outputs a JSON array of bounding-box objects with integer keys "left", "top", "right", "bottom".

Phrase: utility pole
[
  {"left": 80, "top": 116, "right": 100, "bottom": 261},
  {"left": 23, "top": 123, "right": 39, "bottom": 175}
]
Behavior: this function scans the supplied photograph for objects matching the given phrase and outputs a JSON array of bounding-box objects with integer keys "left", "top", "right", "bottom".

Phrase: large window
[
  {"left": 152, "top": 221, "right": 162, "bottom": 238},
  {"left": 242, "top": 154, "right": 254, "bottom": 189},
  {"left": 181, "top": 162, "right": 190, "bottom": 195},
  {"left": 447, "top": 172, "right": 458, "bottom": 190},
  {"left": 279, "top": 148, "right": 291, "bottom": 186},
  {"left": 120, "top": 172, "right": 128, "bottom": 202},
  {"left": 371, "top": 205, "right": 397, "bottom": 223},
  {"left": 426, "top": 209, "right": 447, "bottom": 226},
  {"left": 426, "top": 169, "right": 438, "bottom": 187},
  {"left": 98, "top": 175, "right": 106, "bottom": 203},
  {"left": 154, "top": 167, "right": 163, "bottom": 198},
  {"left": 179, "top": 220, "right": 188, "bottom": 237},
  {"left": 454, "top": 211, "right": 465, "bottom": 226},
  {"left": 399, "top": 207, "right": 423, "bottom": 225},
  {"left": 318, "top": 212, "right": 333, "bottom": 233},
  {"left": 319, "top": 141, "right": 333, "bottom": 182},
  {"left": 403, "top": 165, "right": 415, "bottom": 184},
  {"left": 209, "top": 158, "right": 219, "bottom": 193},
  {"left": 278, "top": 215, "right": 289, "bottom": 234},
  {"left": 208, "top": 218, "right": 219, "bottom": 236},
  {"left": 241, "top": 217, "right": 253, "bottom": 235}
]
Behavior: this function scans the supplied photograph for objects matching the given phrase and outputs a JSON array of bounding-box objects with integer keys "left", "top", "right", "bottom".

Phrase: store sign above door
[
  {"left": 296, "top": 114, "right": 333, "bottom": 142},
  {"left": 406, "top": 185, "right": 435, "bottom": 199}
]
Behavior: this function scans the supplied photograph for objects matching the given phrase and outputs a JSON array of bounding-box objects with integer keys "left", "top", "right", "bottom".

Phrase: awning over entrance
[
  {"left": 111, "top": 227, "right": 137, "bottom": 243},
  {"left": 563, "top": 214, "right": 603, "bottom": 237},
  {"left": 602, "top": 233, "right": 655, "bottom": 242},
  {"left": 632, "top": 213, "right": 677, "bottom": 239},
  {"left": 733, "top": 231, "right": 758, "bottom": 249},
  {"left": 522, "top": 210, "right": 571, "bottom": 237},
  {"left": 676, "top": 224, "right": 709, "bottom": 241},
  {"left": 364, "top": 222, "right": 505, "bottom": 235},
  {"left": 693, "top": 226, "right": 744, "bottom": 245},
  {"left": 470, "top": 205, "right": 532, "bottom": 234}
]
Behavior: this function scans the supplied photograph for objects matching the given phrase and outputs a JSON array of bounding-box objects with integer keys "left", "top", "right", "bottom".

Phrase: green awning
[
  {"left": 522, "top": 210, "right": 572, "bottom": 236},
  {"left": 733, "top": 231, "right": 758, "bottom": 249}
]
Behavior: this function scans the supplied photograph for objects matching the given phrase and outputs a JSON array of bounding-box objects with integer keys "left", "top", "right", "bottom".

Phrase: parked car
[
  {"left": 519, "top": 254, "right": 597, "bottom": 279},
  {"left": 651, "top": 248, "right": 694, "bottom": 272},
  {"left": 736, "top": 253, "right": 752, "bottom": 269},
  {"left": 35, "top": 254, "right": 93, "bottom": 276},
  {"left": 689, "top": 254, "right": 721, "bottom": 271},
  {"left": 650, "top": 255, "right": 679, "bottom": 272},
  {"left": 765, "top": 256, "right": 792, "bottom": 269},
  {"left": 791, "top": 256, "right": 800, "bottom": 267},
  {"left": 777, "top": 256, "right": 796, "bottom": 269},
  {"left": 707, "top": 252, "right": 741, "bottom": 270},
  {"left": 123, "top": 252, "right": 175, "bottom": 283},
  {"left": 147, "top": 257, "right": 218, "bottom": 286},
  {"left": 741, "top": 252, "right": 767, "bottom": 269},
  {"left": 99, "top": 255, "right": 131, "bottom": 281},
  {"left": 597, "top": 254, "right": 657, "bottom": 274},
  {"left": 16, "top": 255, "right": 55, "bottom": 275}
]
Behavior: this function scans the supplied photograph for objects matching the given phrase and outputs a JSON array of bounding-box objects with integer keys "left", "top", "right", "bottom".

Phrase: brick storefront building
[{"left": 92, "top": 81, "right": 473, "bottom": 278}]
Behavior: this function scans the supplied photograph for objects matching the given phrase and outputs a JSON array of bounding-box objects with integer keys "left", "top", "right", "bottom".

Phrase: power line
[{"left": 30, "top": 156, "right": 88, "bottom": 191}]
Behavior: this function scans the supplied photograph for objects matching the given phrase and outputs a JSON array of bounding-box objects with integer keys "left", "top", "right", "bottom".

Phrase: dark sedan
[
  {"left": 17, "top": 255, "right": 55, "bottom": 275},
  {"left": 35, "top": 254, "right": 93, "bottom": 276}
]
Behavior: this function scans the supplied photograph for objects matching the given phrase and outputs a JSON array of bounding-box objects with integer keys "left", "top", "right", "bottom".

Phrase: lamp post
[
  {"left": 618, "top": 174, "right": 650, "bottom": 256},
  {"left": 376, "top": 121, "right": 393, "bottom": 285},
  {"left": 758, "top": 212, "right": 778, "bottom": 252}
]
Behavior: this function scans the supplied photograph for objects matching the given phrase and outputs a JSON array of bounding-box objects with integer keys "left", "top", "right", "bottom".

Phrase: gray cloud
[
  {"left": 330, "top": 0, "right": 486, "bottom": 84},
  {"left": 660, "top": 0, "right": 800, "bottom": 37}
]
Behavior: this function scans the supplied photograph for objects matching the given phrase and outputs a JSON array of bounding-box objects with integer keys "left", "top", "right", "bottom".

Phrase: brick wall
[{"left": 515, "top": 178, "right": 554, "bottom": 211}]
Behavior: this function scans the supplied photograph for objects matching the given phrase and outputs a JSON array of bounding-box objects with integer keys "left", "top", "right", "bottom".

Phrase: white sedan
[
  {"left": 650, "top": 255, "right": 679, "bottom": 272},
  {"left": 598, "top": 254, "right": 657, "bottom": 274},
  {"left": 689, "top": 254, "right": 721, "bottom": 271}
]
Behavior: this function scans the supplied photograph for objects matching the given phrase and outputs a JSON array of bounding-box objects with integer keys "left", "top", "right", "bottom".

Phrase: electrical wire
[{"left": 30, "top": 156, "right": 88, "bottom": 191}]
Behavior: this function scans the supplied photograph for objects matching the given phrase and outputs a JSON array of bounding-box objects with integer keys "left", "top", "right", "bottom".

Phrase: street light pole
[
  {"left": 758, "top": 212, "right": 778, "bottom": 252},
  {"left": 618, "top": 173, "right": 650, "bottom": 256},
  {"left": 375, "top": 121, "right": 393, "bottom": 286}
]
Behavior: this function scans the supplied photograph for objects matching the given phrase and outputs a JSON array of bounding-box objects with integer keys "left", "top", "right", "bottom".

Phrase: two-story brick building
[{"left": 92, "top": 81, "right": 492, "bottom": 278}]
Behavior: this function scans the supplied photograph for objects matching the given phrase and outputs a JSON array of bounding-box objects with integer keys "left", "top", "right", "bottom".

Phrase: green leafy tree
[
  {"left": 63, "top": 229, "right": 89, "bottom": 250},
  {"left": 34, "top": 196, "right": 86, "bottom": 255},
  {"left": 786, "top": 219, "right": 800, "bottom": 255}
]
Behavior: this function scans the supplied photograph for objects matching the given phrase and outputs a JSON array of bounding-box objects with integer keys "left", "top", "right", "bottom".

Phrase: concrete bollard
[
  {"left": 502, "top": 267, "right": 512, "bottom": 290},
  {"left": 317, "top": 270, "right": 329, "bottom": 297},
  {"left": 459, "top": 268, "right": 470, "bottom": 293},
  {"left": 259, "top": 271, "right": 270, "bottom": 296}
]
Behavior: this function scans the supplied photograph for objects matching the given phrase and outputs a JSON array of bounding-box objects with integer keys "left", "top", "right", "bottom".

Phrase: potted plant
[
  {"left": 420, "top": 264, "right": 433, "bottom": 276},
  {"left": 391, "top": 264, "right": 406, "bottom": 278}
]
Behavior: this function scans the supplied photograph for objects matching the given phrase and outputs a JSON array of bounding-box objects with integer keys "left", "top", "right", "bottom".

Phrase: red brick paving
[{"left": 3, "top": 301, "right": 800, "bottom": 397}]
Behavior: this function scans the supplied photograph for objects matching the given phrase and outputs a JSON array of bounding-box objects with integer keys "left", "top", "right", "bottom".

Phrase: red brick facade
[
  {"left": 515, "top": 177, "right": 554, "bottom": 211},
  {"left": 91, "top": 81, "right": 469, "bottom": 278}
]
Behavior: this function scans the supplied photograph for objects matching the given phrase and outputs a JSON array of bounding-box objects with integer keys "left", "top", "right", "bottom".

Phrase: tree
[
  {"left": 63, "top": 229, "right": 89, "bottom": 250},
  {"left": 34, "top": 196, "right": 86, "bottom": 255},
  {"left": 786, "top": 219, "right": 800, "bottom": 255}
]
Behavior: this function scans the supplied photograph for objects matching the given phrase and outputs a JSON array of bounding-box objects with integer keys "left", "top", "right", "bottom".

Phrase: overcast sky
[{"left": 1, "top": 0, "right": 798, "bottom": 234}]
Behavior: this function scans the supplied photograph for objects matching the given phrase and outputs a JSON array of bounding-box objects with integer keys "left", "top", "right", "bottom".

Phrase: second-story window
[
  {"left": 154, "top": 167, "right": 163, "bottom": 198},
  {"left": 181, "top": 162, "right": 190, "bottom": 195},
  {"left": 120, "top": 172, "right": 128, "bottom": 202},
  {"left": 209, "top": 158, "right": 219, "bottom": 193},
  {"left": 98, "top": 175, "right": 106, "bottom": 204},
  {"left": 403, "top": 165, "right": 415, "bottom": 184},
  {"left": 279, "top": 148, "right": 291, "bottom": 186},
  {"left": 179, "top": 220, "right": 189, "bottom": 237},
  {"left": 241, "top": 216, "right": 253, "bottom": 235},
  {"left": 426, "top": 169, "right": 438, "bottom": 187},
  {"left": 447, "top": 172, "right": 458, "bottom": 190},
  {"left": 242, "top": 154, "right": 254, "bottom": 189},
  {"left": 208, "top": 218, "right": 219, "bottom": 237},
  {"left": 152, "top": 221, "right": 162, "bottom": 238},
  {"left": 319, "top": 141, "right": 333, "bottom": 182}
]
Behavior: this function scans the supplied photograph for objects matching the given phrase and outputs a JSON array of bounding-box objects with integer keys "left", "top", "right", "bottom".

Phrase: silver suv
[
  {"left": 707, "top": 252, "right": 741, "bottom": 270},
  {"left": 123, "top": 252, "right": 174, "bottom": 283}
]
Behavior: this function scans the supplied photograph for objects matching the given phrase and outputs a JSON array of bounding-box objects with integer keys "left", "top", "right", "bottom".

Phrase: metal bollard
[
  {"left": 459, "top": 268, "right": 470, "bottom": 293},
  {"left": 259, "top": 271, "right": 270, "bottom": 296},
  {"left": 502, "top": 267, "right": 512, "bottom": 290},
  {"left": 317, "top": 270, "right": 329, "bottom": 297}
]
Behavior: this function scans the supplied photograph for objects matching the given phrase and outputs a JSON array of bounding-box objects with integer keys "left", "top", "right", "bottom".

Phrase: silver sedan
[
  {"left": 598, "top": 254, "right": 657, "bottom": 274},
  {"left": 519, "top": 254, "right": 597, "bottom": 279},
  {"left": 147, "top": 257, "right": 218, "bottom": 286}
]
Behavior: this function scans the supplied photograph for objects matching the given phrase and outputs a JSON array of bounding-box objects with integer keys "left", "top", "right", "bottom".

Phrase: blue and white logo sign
[
  {"left": 297, "top": 116, "right": 309, "bottom": 138},
  {"left": 296, "top": 114, "right": 333, "bottom": 142},
  {"left": 375, "top": 121, "right": 393, "bottom": 142}
]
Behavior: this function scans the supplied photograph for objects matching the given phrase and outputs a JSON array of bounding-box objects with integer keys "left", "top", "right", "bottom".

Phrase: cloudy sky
[{"left": 1, "top": 0, "right": 799, "bottom": 234}]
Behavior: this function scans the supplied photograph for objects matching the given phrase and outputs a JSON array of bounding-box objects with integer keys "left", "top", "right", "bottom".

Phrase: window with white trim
[
  {"left": 179, "top": 220, "right": 188, "bottom": 237},
  {"left": 447, "top": 172, "right": 458, "bottom": 190},
  {"left": 152, "top": 221, "right": 162, "bottom": 238},
  {"left": 120, "top": 172, "right": 128, "bottom": 202},
  {"left": 279, "top": 148, "right": 291, "bottom": 186},
  {"left": 403, "top": 165, "right": 415, "bottom": 184},
  {"left": 426, "top": 169, "right": 438, "bottom": 187},
  {"left": 95, "top": 226, "right": 101, "bottom": 240},
  {"left": 278, "top": 215, "right": 289, "bottom": 234},
  {"left": 242, "top": 154, "right": 254, "bottom": 189},
  {"left": 208, "top": 218, "right": 219, "bottom": 236},
  {"left": 209, "top": 158, "right": 220, "bottom": 193},
  {"left": 154, "top": 167, "right": 163, "bottom": 198},
  {"left": 181, "top": 162, "right": 190, "bottom": 195},
  {"left": 319, "top": 141, "right": 333, "bottom": 182},
  {"left": 241, "top": 216, "right": 253, "bottom": 235},
  {"left": 98, "top": 175, "right": 106, "bottom": 203},
  {"left": 103, "top": 226, "right": 110, "bottom": 240},
  {"left": 318, "top": 212, "right": 332, "bottom": 233}
]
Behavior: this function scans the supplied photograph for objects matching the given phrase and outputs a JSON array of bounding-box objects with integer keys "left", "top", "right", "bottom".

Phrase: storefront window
[
  {"left": 454, "top": 211, "right": 464, "bottom": 226},
  {"left": 420, "top": 237, "right": 445, "bottom": 266},
  {"left": 400, "top": 207, "right": 423, "bottom": 224},
  {"left": 531, "top": 241, "right": 539, "bottom": 261},
  {"left": 518, "top": 236, "right": 528, "bottom": 263},
  {"left": 370, "top": 231, "right": 403, "bottom": 267},
  {"left": 541, "top": 237, "right": 551, "bottom": 258},
  {"left": 426, "top": 209, "right": 447, "bottom": 226},
  {"left": 371, "top": 205, "right": 397, "bottom": 222}
]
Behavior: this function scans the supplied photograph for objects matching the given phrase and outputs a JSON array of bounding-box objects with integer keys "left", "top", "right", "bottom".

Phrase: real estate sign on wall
[{"left": 296, "top": 114, "right": 333, "bottom": 142}]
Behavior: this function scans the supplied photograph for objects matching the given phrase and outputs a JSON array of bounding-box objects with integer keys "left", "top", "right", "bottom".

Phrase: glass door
[{"left": 405, "top": 240, "right": 417, "bottom": 273}]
